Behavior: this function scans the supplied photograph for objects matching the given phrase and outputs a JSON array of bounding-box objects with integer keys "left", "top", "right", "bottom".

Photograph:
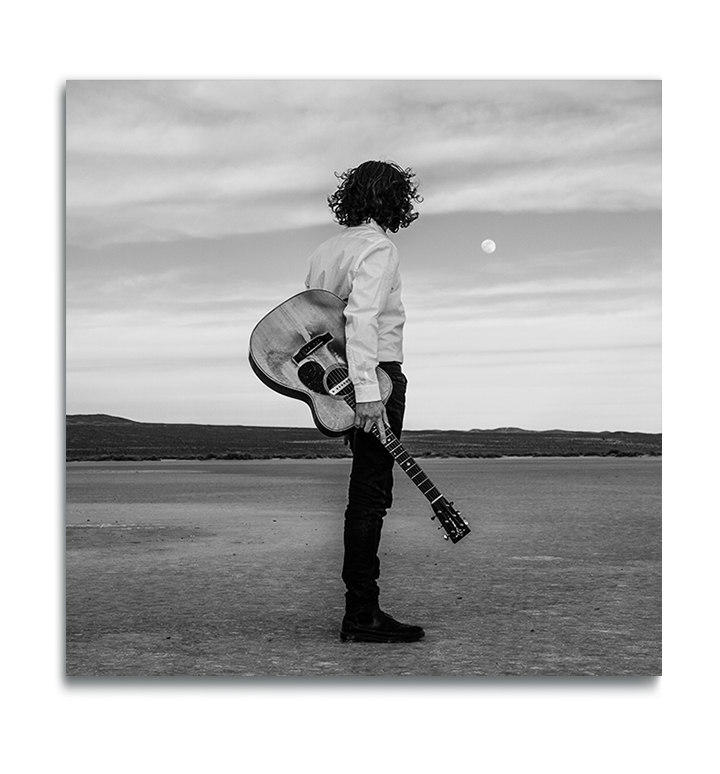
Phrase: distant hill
[
  {"left": 66, "top": 414, "right": 661, "bottom": 461},
  {"left": 68, "top": 414, "right": 139, "bottom": 425}
]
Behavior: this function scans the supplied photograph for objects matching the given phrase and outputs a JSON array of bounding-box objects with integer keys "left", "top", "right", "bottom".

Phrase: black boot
[{"left": 340, "top": 608, "right": 425, "bottom": 643}]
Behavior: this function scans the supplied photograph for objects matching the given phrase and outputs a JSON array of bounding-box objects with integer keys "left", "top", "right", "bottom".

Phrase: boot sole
[{"left": 340, "top": 630, "right": 425, "bottom": 643}]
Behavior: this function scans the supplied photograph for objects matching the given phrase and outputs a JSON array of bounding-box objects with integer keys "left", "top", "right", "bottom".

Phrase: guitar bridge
[{"left": 292, "top": 332, "right": 333, "bottom": 364}]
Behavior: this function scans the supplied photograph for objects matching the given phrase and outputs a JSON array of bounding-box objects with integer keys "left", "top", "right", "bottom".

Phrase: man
[{"left": 305, "top": 159, "right": 424, "bottom": 643}]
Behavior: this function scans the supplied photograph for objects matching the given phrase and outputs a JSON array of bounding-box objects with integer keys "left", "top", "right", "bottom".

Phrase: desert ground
[{"left": 66, "top": 457, "right": 661, "bottom": 676}]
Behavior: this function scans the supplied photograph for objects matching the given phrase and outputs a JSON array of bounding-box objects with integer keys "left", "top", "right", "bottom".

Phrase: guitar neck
[
  {"left": 372, "top": 425, "right": 444, "bottom": 505},
  {"left": 344, "top": 389, "right": 444, "bottom": 504}
]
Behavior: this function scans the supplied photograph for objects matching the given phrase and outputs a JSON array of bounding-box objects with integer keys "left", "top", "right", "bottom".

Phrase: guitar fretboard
[
  {"left": 344, "top": 392, "right": 443, "bottom": 505},
  {"left": 375, "top": 425, "right": 444, "bottom": 504}
]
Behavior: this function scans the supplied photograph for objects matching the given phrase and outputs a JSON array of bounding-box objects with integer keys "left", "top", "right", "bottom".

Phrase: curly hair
[{"left": 327, "top": 160, "right": 422, "bottom": 233}]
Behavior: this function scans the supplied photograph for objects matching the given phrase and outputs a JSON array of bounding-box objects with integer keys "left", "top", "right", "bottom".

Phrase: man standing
[{"left": 305, "top": 160, "right": 424, "bottom": 642}]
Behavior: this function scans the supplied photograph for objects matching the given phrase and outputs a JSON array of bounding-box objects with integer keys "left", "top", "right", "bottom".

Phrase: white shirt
[{"left": 305, "top": 220, "right": 405, "bottom": 403}]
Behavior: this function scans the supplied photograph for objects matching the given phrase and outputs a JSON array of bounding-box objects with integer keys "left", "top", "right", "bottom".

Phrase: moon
[{"left": 481, "top": 239, "right": 496, "bottom": 254}]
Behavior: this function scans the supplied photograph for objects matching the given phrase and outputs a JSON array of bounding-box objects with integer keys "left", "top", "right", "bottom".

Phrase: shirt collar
[{"left": 366, "top": 219, "right": 386, "bottom": 234}]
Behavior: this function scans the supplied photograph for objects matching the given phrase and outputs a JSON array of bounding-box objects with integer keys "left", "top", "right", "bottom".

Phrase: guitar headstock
[{"left": 431, "top": 497, "right": 471, "bottom": 543}]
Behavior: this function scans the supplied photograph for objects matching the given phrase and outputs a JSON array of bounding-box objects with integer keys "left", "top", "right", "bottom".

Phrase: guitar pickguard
[{"left": 297, "top": 360, "right": 329, "bottom": 395}]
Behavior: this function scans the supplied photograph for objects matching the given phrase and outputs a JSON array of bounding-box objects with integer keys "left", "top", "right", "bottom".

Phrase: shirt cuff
[{"left": 354, "top": 383, "right": 382, "bottom": 403}]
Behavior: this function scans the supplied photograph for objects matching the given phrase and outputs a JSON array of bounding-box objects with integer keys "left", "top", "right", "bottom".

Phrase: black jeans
[{"left": 342, "top": 362, "right": 407, "bottom": 614}]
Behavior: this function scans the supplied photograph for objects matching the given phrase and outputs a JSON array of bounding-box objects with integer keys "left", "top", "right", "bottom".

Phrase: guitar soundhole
[
  {"left": 323, "top": 365, "right": 355, "bottom": 400},
  {"left": 297, "top": 360, "right": 328, "bottom": 394}
]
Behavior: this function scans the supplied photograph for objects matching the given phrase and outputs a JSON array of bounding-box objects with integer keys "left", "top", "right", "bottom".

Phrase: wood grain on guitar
[{"left": 249, "top": 289, "right": 470, "bottom": 543}]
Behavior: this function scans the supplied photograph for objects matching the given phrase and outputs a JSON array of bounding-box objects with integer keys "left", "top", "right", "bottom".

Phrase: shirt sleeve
[{"left": 344, "top": 242, "right": 398, "bottom": 403}]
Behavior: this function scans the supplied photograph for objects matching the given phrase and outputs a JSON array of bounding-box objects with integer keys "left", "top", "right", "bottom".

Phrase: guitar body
[{"left": 248, "top": 290, "right": 392, "bottom": 436}]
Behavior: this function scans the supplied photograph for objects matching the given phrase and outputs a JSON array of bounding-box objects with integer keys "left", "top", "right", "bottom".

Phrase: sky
[{"left": 65, "top": 79, "right": 661, "bottom": 432}]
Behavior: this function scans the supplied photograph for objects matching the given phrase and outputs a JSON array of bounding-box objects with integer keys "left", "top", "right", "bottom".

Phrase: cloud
[{"left": 66, "top": 80, "right": 661, "bottom": 248}]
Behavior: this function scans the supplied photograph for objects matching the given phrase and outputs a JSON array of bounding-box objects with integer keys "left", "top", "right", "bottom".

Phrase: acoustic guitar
[{"left": 248, "top": 289, "right": 470, "bottom": 543}]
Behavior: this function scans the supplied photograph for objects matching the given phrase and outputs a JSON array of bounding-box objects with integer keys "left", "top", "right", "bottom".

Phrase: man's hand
[{"left": 355, "top": 400, "right": 389, "bottom": 445}]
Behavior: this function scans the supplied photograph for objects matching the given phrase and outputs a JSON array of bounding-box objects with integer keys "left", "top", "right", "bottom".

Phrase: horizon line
[{"left": 65, "top": 412, "right": 661, "bottom": 436}]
